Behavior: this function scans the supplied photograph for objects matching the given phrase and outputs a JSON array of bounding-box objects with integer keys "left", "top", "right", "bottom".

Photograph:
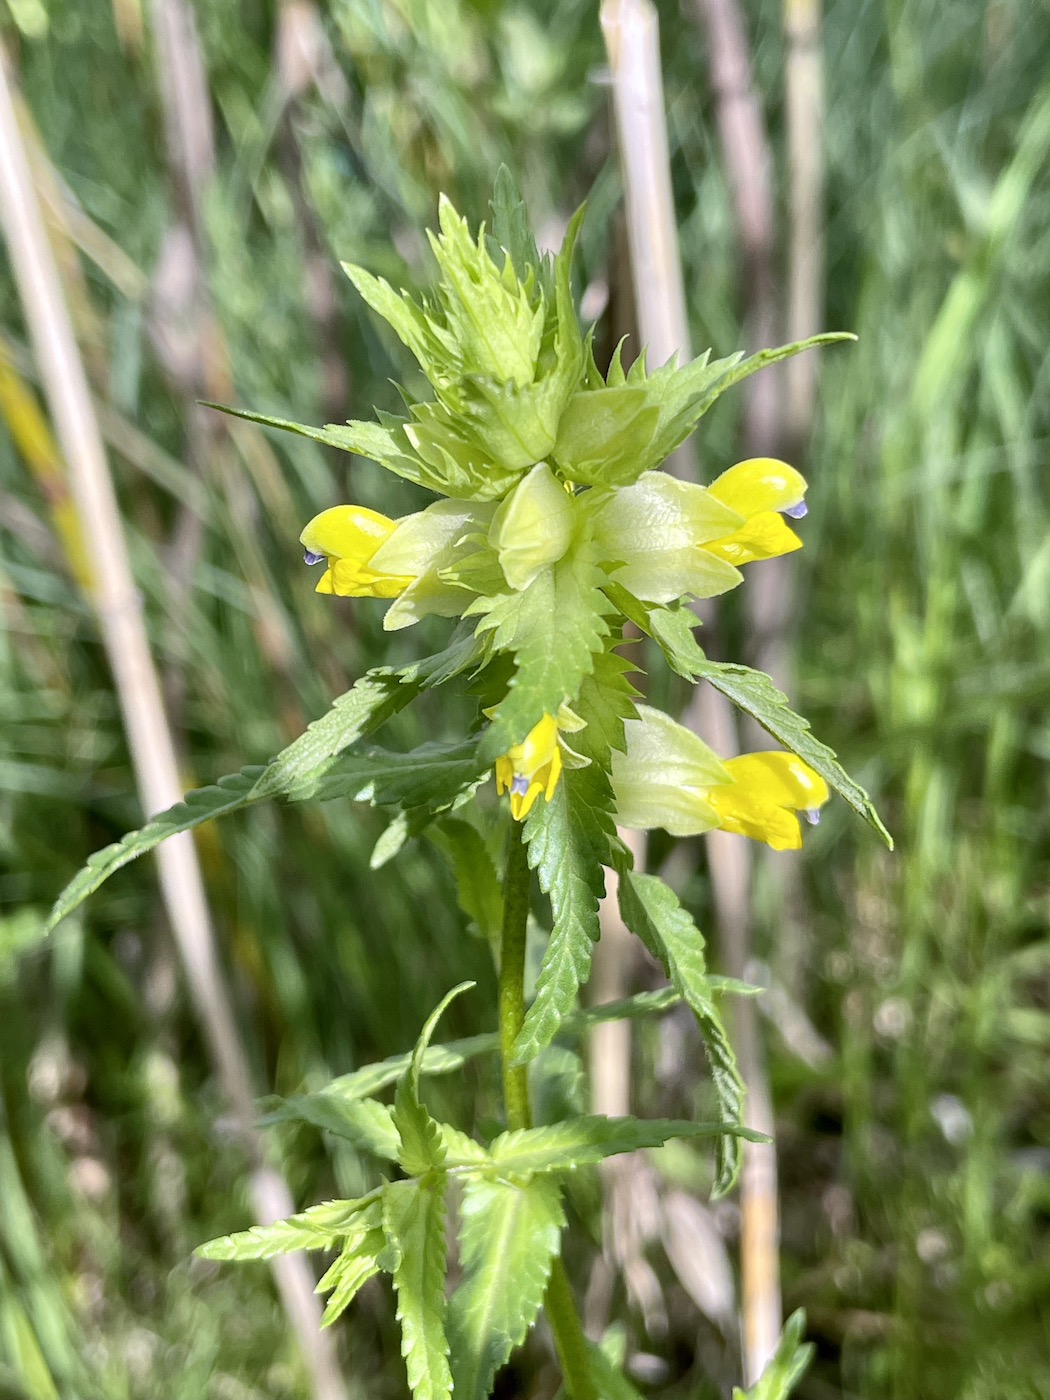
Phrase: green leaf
[
  {"left": 258, "top": 1095, "right": 401, "bottom": 1163},
  {"left": 618, "top": 872, "right": 744, "bottom": 1196},
  {"left": 622, "top": 334, "right": 855, "bottom": 479},
  {"left": 317, "top": 1032, "right": 500, "bottom": 1105},
  {"left": 383, "top": 1179, "right": 453, "bottom": 1400},
  {"left": 488, "top": 165, "right": 542, "bottom": 287},
  {"left": 252, "top": 631, "right": 479, "bottom": 801},
  {"left": 486, "top": 1114, "right": 762, "bottom": 1178},
  {"left": 447, "top": 1176, "right": 565, "bottom": 1400},
  {"left": 399, "top": 399, "right": 526, "bottom": 498},
  {"left": 195, "top": 1192, "right": 382, "bottom": 1261},
  {"left": 427, "top": 817, "right": 504, "bottom": 943},
  {"left": 611, "top": 591, "right": 893, "bottom": 847},
  {"left": 572, "top": 644, "right": 642, "bottom": 768},
  {"left": 304, "top": 738, "right": 488, "bottom": 812},
  {"left": 428, "top": 196, "right": 544, "bottom": 391},
  {"left": 342, "top": 263, "right": 447, "bottom": 386},
  {"left": 552, "top": 386, "right": 659, "bottom": 487},
  {"left": 733, "top": 1310, "right": 814, "bottom": 1400},
  {"left": 46, "top": 633, "right": 479, "bottom": 932},
  {"left": 394, "top": 983, "right": 474, "bottom": 1176},
  {"left": 317, "top": 1227, "right": 386, "bottom": 1326},
  {"left": 477, "top": 550, "right": 612, "bottom": 763},
  {"left": 201, "top": 402, "right": 451, "bottom": 495},
  {"left": 513, "top": 763, "right": 613, "bottom": 1063},
  {"left": 268, "top": 988, "right": 756, "bottom": 1143}
]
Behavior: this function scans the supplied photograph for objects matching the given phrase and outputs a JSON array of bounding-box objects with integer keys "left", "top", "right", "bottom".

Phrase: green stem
[
  {"left": 498, "top": 822, "right": 532, "bottom": 1130},
  {"left": 498, "top": 820, "right": 597, "bottom": 1400}
]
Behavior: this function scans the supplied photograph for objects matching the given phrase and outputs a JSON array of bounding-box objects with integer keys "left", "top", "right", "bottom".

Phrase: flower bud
[
  {"left": 488, "top": 462, "right": 575, "bottom": 591},
  {"left": 495, "top": 713, "right": 564, "bottom": 820}
]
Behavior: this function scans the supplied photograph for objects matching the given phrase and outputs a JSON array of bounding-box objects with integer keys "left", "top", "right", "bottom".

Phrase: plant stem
[
  {"left": 498, "top": 820, "right": 598, "bottom": 1400},
  {"left": 498, "top": 822, "right": 532, "bottom": 1130}
]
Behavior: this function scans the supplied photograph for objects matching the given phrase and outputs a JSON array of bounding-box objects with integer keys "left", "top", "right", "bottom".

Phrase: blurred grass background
[{"left": 1, "top": 0, "right": 1048, "bottom": 1396}]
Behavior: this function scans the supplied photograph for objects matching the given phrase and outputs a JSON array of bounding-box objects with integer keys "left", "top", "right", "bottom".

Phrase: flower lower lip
[{"left": 303, "top": 550, "right": 325, "bottom": 566}]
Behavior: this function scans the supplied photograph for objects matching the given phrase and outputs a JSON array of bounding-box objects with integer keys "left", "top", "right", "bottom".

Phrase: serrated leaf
[
  {"left": 552, "top": 386, "right": 659, "bottom": 487},
  {"left": 488, "top": 165, "right": 543, "bottom": 288},
  {"left": 427, "top": 817, "right": 503, "bottom": 943},
  {"left": 621, "top": 334, "right": 855, "bottom": 479},
  {"left": 485, "top": 1114, "right": 762, "bottom": 1178},
  {"left": 447, "top": 1176, "right": 565, "bottom": 1400},
  {"left": 617, "top": 872, "right": 744, "bottom": 1195},
  {"left": 258, "top": 1095, "right": 400, "bottom": 1162},
  {"left": 291, "top": 987, "right": 736, "bottom": 1122},
  {"left": 46, "top": 633, "right": 479, "bottom": 932},
  {"left": 439, "top": 1124, "right": 491, "bottom": 1168},
  {"left": 572, "top": 645, "right": 642, "bottom": 768},
  {"left": 513, "top": 764, "right": 614, "bottom": 1063},
  {"left": 321, "top": 1032, "right": 500, "bottom": 1104},
  {"left": 611, "top": 590, "right": 893, "bottom": 847},
  {"left": 477, "top": 551, "right": 612, "bottom": 763},
  {"left": 305, "top": 739, "right": 488, "bottom": 811},
  {"left": 394, "top": 982, "right": 474, "bottom": 1175},
  {"left": 252, "top": 631, "right": 479, "bottom": 801},
  {"left": 202, "top": 402, "right": 449, "bottom": 494},
  {"left": 196, "top": 1192, "right": 382, "bottom": 1261},
  {"left": 318, "top": 1227, "right": 386, "bottom": 1326},
  {"left": 733, "top": 1310, "right": 814, "bottom": 1400},
  {"left": 342, "top": 263, "right": 447, "bottom": 386},
  {"left": 383, "top": 1179, "right": 452, "bottom": 1400}
]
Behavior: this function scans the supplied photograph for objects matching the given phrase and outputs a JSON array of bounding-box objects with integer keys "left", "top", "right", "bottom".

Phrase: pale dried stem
[
  {"left": 604, "top": 0, "right": 789, "bottom": 1379},
  {"left": 601, "top": 0, "right": 778, "bottom": 1376},
  {"left": 784, "top": 0, "right": 826, "bottom": 450},
  {"left": 692, "top": 0, "right": 788, "bottom": 1379},
  {"left": 0, "top": 45, "right": 344, "bottom": 1400},
  {"left": 772, "top": 0, "right": 826, "bottom": 1003}
]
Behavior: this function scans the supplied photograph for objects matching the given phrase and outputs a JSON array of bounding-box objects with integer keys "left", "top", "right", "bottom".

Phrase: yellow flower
[
  {"left": 300, "top": 505, "right": 414, "bottom": 598},
  {"left": 701, "top": 458, "right": 808, "bottom": 567},
  {"left": 495, "top": 713, "right": 564, "bottom": 821},
  {"left": 705, "top": 752, "right": 830, "bottom": 851},
  {"left": 611, "top": 705, "right": 829, "bottom": 850}
]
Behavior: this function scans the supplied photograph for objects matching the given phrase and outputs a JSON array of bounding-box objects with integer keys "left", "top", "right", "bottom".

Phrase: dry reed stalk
[
  {"left": 691, "top": 0, "right": 789, "bottom": 1378},
  {"left": 601, "top": 0, "right": 778, "bottom": 1375},
  {"left": 0, "top": 45, "right": 345, "bottom": 1400},
  {"left": 784, "top": 0, "right": 826, "bottom": 450}
]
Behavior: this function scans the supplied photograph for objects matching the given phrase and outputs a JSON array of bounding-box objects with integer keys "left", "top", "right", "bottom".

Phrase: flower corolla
[
  {"left": 494, "top": 707, "right": 586, "bottom": 821},
  {"left": 300, "top": 499, "right": 493, "bottom": 630},
  {"left": 587, "top": 458, "right": 808, "bottom": 605},
  {"left": 611, "top": 704, "right": 829, "bottom": 850}
]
